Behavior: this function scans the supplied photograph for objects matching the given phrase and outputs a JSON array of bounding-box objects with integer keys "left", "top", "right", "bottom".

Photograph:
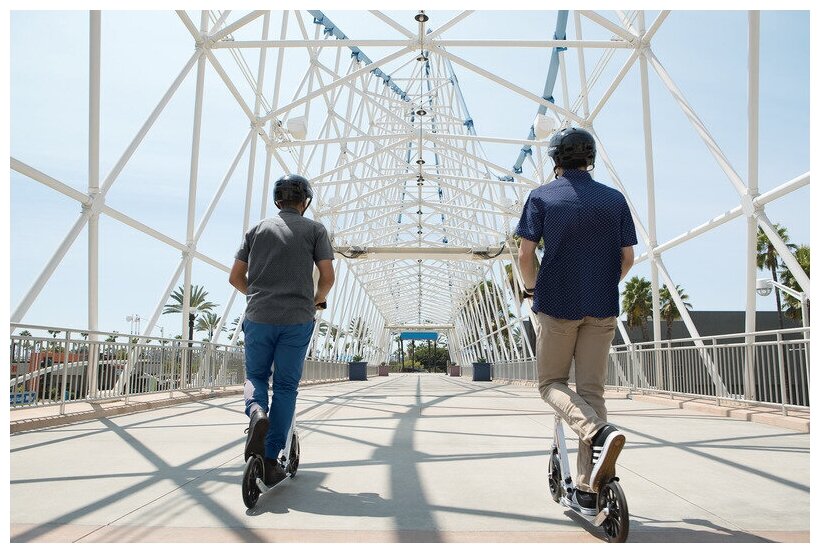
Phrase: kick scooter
[
  {"left": 241, "top": 300, "right": 326, "bottom": 508},
  {"left": 242, "top": 414, "right": 301, "bottom": 509},
  {"left": 548, "top": 414, "right": 629, "bottom": 542}
]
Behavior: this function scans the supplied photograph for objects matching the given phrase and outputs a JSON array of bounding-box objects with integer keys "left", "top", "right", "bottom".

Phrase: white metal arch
[{"left": 9, "top": 10, "right": 809, "bottom": 371}]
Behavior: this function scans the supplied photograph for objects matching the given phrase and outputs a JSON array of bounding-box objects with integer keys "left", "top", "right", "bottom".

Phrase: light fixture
[
  {"left": 416, "top": 108, "right": 427, "bottom": 116},
  {"left": 756, "top": 278, "right": 773, "bottom": 297},
  {"left": 415, "top": 11, "right": 429, "bottom": 23},
  {"left": 416, "top": 53, "right": 428, "bottom": 62},
  {"left": 286, "top": 115, "right": 308, "bottom": 140},
  {"left": 417, "top": 158, "right": 425, "bottom": 165},
  {"left": 533, "top": 113, "right": 558, "bottom": 140}
]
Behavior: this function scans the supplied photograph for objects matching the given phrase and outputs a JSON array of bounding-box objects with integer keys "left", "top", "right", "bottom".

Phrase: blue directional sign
[{"left": 399, "top": 332, "right": 438, "bottom": 341}]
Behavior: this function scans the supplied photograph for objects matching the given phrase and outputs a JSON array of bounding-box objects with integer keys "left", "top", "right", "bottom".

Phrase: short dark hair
[
  {"left": 278, "top": 198, "right": 304, "bottom": 210},
  {"left": 560, "top": 159, "right": 589, "bottom": 170}
]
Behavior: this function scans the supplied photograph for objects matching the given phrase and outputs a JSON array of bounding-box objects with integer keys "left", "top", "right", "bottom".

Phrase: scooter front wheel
[
  {"left": 242, "top": 455, "right": 264, "bottom": 509},
  {"left": 598, "top": 479, "right": 629, "bottom": 543}
]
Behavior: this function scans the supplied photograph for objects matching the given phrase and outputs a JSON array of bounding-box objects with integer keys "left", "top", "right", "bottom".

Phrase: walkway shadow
[
  {"left": 565, "top": 510, "right": 774, "bottom": 543},
  {"left": 246, "top": 470, "right": 394, "bottom": 518},
  {"left": 628, "top": 517, "right": 774, "bottom": 543}
]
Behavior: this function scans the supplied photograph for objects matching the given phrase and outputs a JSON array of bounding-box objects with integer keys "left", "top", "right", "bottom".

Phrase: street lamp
[
  {"left": 756, "top": 278, "right": 809, "bottom": 327},
  {"left": 125, "top": 314, "right": 141, "bottom": 335}
]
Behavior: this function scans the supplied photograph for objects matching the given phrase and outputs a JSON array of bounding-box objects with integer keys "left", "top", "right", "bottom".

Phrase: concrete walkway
[{"left": 9, "top": 374, "right": 810, "bottom": 543}]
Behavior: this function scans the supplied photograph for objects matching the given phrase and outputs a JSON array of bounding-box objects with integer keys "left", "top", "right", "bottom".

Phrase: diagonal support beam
[
  {"left": 429, "top": 45, "right": 585, "bottom": 127},
  {"left": 209, "top": 10, "right": 266, "bottom": 43},
  {"left": 260, "top": 47, "right": 414, "bottom": 124}
]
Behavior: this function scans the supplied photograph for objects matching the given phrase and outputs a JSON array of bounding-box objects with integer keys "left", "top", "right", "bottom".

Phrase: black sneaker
[
  {"left": 244, "top": 408, "right": 269, "bottom": 461},
  {"left": 263, "top": 457, "right": 287, "bottom": 487},
  {"left": 589, "top": 424, "right": 626, "bottom": 492},
  {"left": 571, "top": 489, "right": 598, "bottom": 516}
]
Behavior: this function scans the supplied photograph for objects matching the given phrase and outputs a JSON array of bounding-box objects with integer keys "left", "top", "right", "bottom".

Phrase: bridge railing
[
  {"left": 9, "top": 324, "right": 351, "bottom": 413},
  {"left": 491, "top": 327, "right": 809, "bottom": 416}
]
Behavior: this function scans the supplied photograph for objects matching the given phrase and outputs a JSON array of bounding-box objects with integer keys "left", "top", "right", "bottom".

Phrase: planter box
[
  {"left": 448, "top": 365, "right": 461, "bottom": 377},
  {"left": 472, "top": 362, "right": 492, "bottom": 381},
  {"left": 349, "top": 361, "right": 368, "bottom": 381},
  {"left": 378, "top": 366, "right": 389, "bottom": 376}
]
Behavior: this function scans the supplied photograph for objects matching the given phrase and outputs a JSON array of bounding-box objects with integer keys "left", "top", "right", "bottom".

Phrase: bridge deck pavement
[{"left": 9, "top": 374, "right": 810, "bottom": 543}]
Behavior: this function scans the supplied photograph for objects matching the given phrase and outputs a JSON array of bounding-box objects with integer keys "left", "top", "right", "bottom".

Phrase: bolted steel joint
[{"left": 195, "top": 33, "right": 214, "bottom": 49}]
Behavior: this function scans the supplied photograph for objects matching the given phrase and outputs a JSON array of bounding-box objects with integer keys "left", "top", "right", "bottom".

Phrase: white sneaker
[{"left": 589, "top": 425, "right": 626, "bottom": 492}]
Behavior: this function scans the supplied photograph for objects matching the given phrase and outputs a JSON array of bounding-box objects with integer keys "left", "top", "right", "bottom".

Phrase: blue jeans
[{"left": 243, "top": 318, "right": 314, "bottom": 459}]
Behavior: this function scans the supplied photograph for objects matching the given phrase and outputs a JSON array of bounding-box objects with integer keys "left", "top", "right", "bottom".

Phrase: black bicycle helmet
[
  {"left": 547, "top": 127, "right": 596, "bottom": 169},
  {"left": 273, "top": 174, "right": 313, "bottom": 209}
]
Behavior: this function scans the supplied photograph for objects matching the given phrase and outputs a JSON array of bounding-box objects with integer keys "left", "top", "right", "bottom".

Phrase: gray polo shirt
[{"left": 236, "top": 208, "right": 334, "bottom": 325}]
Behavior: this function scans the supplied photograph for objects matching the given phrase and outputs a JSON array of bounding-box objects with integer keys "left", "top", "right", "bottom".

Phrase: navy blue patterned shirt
[{"left": 515, "top": 169, "right": 638, "bottom": 320}]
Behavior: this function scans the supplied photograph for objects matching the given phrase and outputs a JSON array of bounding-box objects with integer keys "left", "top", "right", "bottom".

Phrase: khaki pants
[{"left": 535, "top": 312, "right": 617, "bottom": 492}]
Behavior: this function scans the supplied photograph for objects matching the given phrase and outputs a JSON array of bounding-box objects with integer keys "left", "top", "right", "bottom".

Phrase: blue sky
[{"left": 8, "top": 10, "right": 811, "bottom": 339}]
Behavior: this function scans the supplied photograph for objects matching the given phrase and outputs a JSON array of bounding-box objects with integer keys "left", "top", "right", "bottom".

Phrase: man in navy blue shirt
[{"left": 516, "top": 127, "right": 637, "bottom": 515}]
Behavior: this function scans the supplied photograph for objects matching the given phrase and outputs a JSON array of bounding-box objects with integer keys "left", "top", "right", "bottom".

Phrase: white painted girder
[{"left": 12, "top": 10, "right": 809, "bottom": 355}]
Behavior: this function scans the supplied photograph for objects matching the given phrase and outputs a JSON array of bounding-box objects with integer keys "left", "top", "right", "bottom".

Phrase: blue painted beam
[
  {"left": 511, "top": 10, "right": 569, "bottom": 175},
  {"left": 400, "top": 331, "right": 439, "bottom": 340},
  {"left": 308, "top": 10, "right": 410, "bottom": 102}
]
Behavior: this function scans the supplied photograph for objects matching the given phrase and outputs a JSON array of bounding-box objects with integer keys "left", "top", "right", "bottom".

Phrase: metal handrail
[
  {"left": 490, "top": 327, "right": 810, "bottom": 416},
  {"left": 9, "top": 327, "right": 353, "bottom": 412}
]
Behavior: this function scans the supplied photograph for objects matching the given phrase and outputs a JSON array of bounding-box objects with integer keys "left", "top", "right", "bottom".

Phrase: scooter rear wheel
[
  {"left": 242, "top": 455, "right": 264, "bottom": 509},
  {"left": 287, "top": 431, "right": 300, "bottom": 477},
  {"left": 598, "top": 480, "right": 629, "bottom": 543},
  {"left": 547, "top": 450, "right": 562, "bottom": 503}
]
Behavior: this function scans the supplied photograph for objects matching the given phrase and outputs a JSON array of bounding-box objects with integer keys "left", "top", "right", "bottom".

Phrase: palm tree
[
  {"left": 227, "top": 316, "right": 241, "bottom": 341},
  {"left": 195, "top": 312, "right": 223, "bottom": 341},
  {"left": 780, "top": 244, "right": 810, "bottom": 323},
  {"left": 347, "top": 316, "right": 370, "bottom": 353},
  {"left": 659, "top": 285, "right": 692, "bottom": 340},
  {"left": 15, "top": 330, "right": 33, "bottom": 363},
  {"left": 622, "top": 276, "right": 652, "bottom": 340},
  {"left": 163, "top": 284, "right": 218, "bottom": 341},
  {"left": 757, "top": 224, "right": 796, "bottom": 329}
]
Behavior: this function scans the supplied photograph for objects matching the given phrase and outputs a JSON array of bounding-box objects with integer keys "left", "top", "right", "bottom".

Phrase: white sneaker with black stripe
[
  {"left": 589, "top": 424, "right": 626, "bottom": 492},
  {"left": 570, "top": 489, "right": 598, "bottom": 516}
]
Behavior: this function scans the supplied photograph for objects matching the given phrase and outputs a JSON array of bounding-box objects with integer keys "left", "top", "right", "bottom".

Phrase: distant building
[
  {"left": 519, "top": 311, "right": 802, "bottom": 352},
  {"left": 613, "top": 311, "right": 803, "bottom": 344}
]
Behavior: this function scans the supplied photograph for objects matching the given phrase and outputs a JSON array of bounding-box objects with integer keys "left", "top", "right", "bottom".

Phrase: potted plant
[
  {"left": 349, "top": 354, "right": 367, "bottom": 381},
  {"left": 472, "top": 356, "right": 491, "bottom": 381},
  {"left": 448, "top": 360, "right": 461, "bottom": 377}
]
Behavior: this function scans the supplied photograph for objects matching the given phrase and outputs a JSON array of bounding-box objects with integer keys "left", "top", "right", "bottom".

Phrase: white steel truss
[{"left": 10, "top": 10, "right": 809, "bottom": 372}]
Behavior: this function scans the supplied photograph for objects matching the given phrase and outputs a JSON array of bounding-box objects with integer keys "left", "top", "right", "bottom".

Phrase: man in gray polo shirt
[{"left": 229, "top": 174, "right": 335, "bottom": 486}]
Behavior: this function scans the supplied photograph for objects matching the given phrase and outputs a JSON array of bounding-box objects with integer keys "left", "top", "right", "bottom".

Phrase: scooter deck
[
  {"left": 559, "top": 495, "right": 609, "bottom": 526},
  {"left": 254, "top": 467, "right": 293, "bottom": 495}
]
